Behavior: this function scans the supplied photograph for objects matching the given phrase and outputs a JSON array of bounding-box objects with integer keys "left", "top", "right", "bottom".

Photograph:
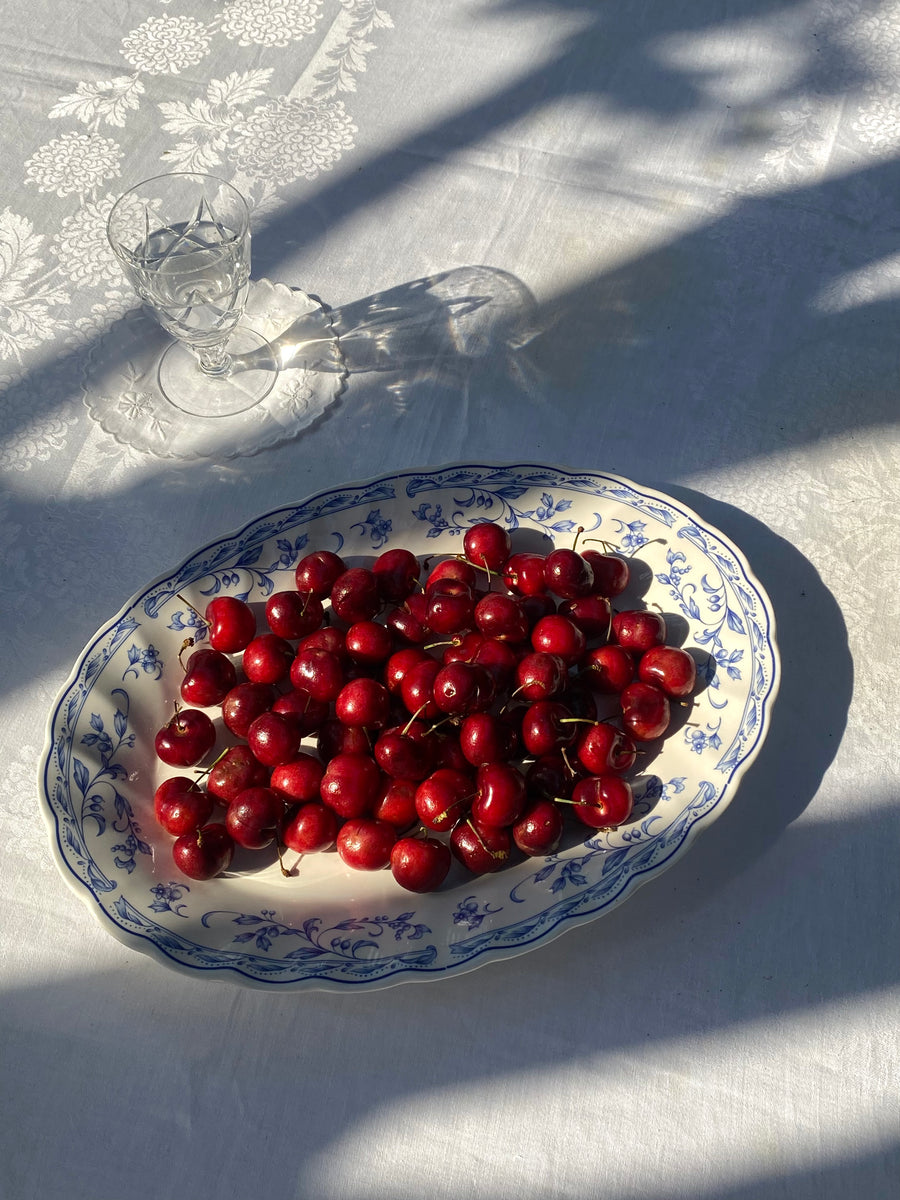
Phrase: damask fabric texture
[{"left": 1, "top": 2, "right": 898, "bottom": 1199}]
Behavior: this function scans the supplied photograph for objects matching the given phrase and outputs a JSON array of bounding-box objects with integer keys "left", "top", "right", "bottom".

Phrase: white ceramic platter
[{"left": 40, "top": 464, "right": 779, "bottom": 990}]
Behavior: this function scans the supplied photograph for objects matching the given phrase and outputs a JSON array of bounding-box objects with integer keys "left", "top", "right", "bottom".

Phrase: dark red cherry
[
  {"left": 373, "top": 547, "right": 421, "bottom": 602},
  {"left": 222, "top": 681, "right": 277, "bottom": 738},
  {"left": 319, "top": 752, "right": 383, "bottom": 819},
  {"left": 205, "top": 596, "right": 256, "bottom": 653},
  {"left": 207, "top": 745, "right": 269, "bottom": 805},
  {"left": 463, "top": 521, "right": 511, "bottom": 573},
  {"left": 330, "top": 567, "right": 382, "bottom": 624},
  {"left": 265, "top": 590, "right": 324, "bottom": 640},
  {"left": 172, "top": 822, "right": 234, "bottom": 880},
  {"left": 638, "top": 644, "right": 697, "bottom": 698},
  {"left": 247, "top": 710, "right": 302, "bottom": 767},
  {"left": 270, "top": 753, "right": 326, "bottom": 804},
  {"left": 513, "top": 799, "right": 564, "bottom": 856},
  {"left": 294, "top": 549, "right": 346, "bottom": 598},
  {"left": 281, "top": 802, "right": 338, "bottom": 854},
  {"left": 154, "top": 707, "right": 216, "bottom": 768},
  {"left": 503, "top": 552, "right": 547, "bottom": 596},
  {"left": 612, "top": 609, "right": 666, "bottom": 652},
  {"left": 620, "top": 680, "right": 671, "bottom": 740},
  {"left": 390, "top": 835, "right": 452, "bottom": 892},
  {"left": 225, "top": 786, "right": 284, "bottom": 850},
  {"left": 450, "top": 819, "right": 511, "bottom": 874},
  {"left": 571, "top": 775, "right": 634, "bottom": 828},
  {"left": 154, "top": 776, "right": 213, "bottom": 836},
  {"left": 179, "top": 647, "right": 237, "bottom": 707},
  {"left": 581, "top": 550, "right": 630, "bottom": 597},
  {"left": 543, "top": 547, "right": 595, "bottom": 599},
  {"left": 242, "top": 633, "right": 294, "bottom": 685},
  {"left": 336, "top": 817, "right": 397, "bottom": 871}
]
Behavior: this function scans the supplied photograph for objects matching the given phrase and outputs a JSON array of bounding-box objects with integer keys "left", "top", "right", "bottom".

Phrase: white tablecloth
[{"left": 1, "top": 2, "right": 897, "bottom": 1197}]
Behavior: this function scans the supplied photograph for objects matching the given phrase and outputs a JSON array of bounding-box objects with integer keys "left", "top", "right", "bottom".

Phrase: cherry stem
[
  {"left": 177, "top": 637, "right": 196, "bottom": 671},
  {"left": 193, "top": 747, "right": 230, "bottom": 778},
  {"left": 176, "top": 593, "right": 205, "bottom": 623},
  {"left": 275, "top": 839, "right": 292, "bottom": 878},
  {"left": 572, "top": 525, "right": 585, "bottom": 552}
]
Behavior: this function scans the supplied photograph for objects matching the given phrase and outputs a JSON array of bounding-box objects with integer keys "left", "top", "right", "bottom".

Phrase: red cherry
[
  {"left": 571, "top": 775, "right": 634, "bottom": 828},
  {"left": 503, "top": 552, "right": 547, "bottom": 596},
  {"left": 400, "top": 657, "right": 441, "bottom": 719},
  {"left": 271, "top": 689, "right": 329, "bottom": 736},
  {"left": 384, "top": 646, "right": 431, "bottom": 694},
  {"left": 265, "top": 590, "right": 324, "bottom": 640},
  {"left": 373, "top": 723, "right": 434, "bottom": 781},
  {"left": 450, "top": 819, "right": 511, "bottom": 874},
  {"left": 373, "top": 779, "right": 419, "bottom": 830},
  {"left": 463, "top": 521, "right": 511, "bottom": 573},
  {"left": 297, "top": 626, "right": 347, "bottom": 659},
  {"left": 204, "top": 596, "right": 256, "bottom": 653},
  {"left": 530, "top": 614, "right": 586, "bottom": 666},
  {"left": 179, "top": 647, "right": 237, "bottom": 707},
  {"left": 247, "top": 710, "right": 302, "bottom": 767},
  {"left": 414, "top": 768, "right": 474, "bottom": 831},
  {"left": 426, "top": 579, "right": 476, "bottom": 636},
  {"left": 432, "top": 660, "right": 493, "bottom": 716},
  {"left": 172, "top": 822, "right": 234, "bottom": 880},
  {"left": 207, "top": 745, "right": 269, "bottom": 805},
  {"left": 471, "top": 761, "right": 527, "bottom": 828},
  {"left": 330, "top": 567, "right": 382, "bottom": 624},
  {"left": 336, "top": 817, "right": 397, "bottom": 871},
  {"left": 295, "top": 549, "right": 346, "bottom": 599},
  {"left": 154, "top": 776, "right": 213, "bottom": 836},
  {"left": 426, "top": 558, "right": 477, "bottom": 592},
  {"left": 543, "top": 547, "right": 595, "bottom": 599},
  {"left": 620, "top": 680, "right": 671, "bottom": 740},
  {"left": 581, "top": 550, "right": 630, "bottom": 597},
  {"left": 514, "top": 651, "right": 567, "bottom": 700},
  {"left": 225, "top": 786, "right": 284, "bottom": 849},
  {"left": 345, "top": 620, "right": 393, "bottom": 666},
  {"left": 242, "top": 633, "right": 294, "bottom": 685},
  {"left": 557, "top": 594, "right": 612, "bottom": 640},
  {"left": 390, "top": 836, "right": 452, "bottom": 892},
  {"left": 154, "top": 707, "right": 216, "bottom": 768},
  {"left": 638, "top": 644, "right": 697, "bottom": 698},
  {"left": 575, "top": 721, "right": 637, "bottom": 774},
  {"left": 335, "top": 676, "right": 392, "bottom": 729},
  {"left": 290, "top": 646, "right": 346, "bottom": 702},
  {"left": 372, "top": 547, "right": 421, "bottom": 602},
  {"left": 385, "top": 592, "right": 429, "bottom": 644},
  {"left": 319, "top": 752, "right": 383, "bottom": 819},
  {"left": 222, "top": 681, "right": 277, "bottom": 738},
  {"left": 582, "top": 644, "right": 635, "bottom": 694},
  {"left": 513, "top": 799, "right": 564, "bottom": 856},
  {"left": 474, "top": 592, "right": 529, "bottom": 643},
  {"left": 458, "top": 711, "right": 516, "bottom": 766},
  {"left": 270, "top": 753, "right": 326, "bottom": 804},
  {"left": 612, "top": 609, "right": 666, "bottom": 652},
  {"left": 520, "top": 699, "right": 577, "bottom": 757},
  {"left": 282, "top": 802, "right": 338, "bottom": 854}
]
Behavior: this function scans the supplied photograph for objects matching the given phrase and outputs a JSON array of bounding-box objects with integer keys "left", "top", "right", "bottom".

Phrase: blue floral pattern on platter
[{"left": 40, "top": 464, "right": 779, "bottom": 991}]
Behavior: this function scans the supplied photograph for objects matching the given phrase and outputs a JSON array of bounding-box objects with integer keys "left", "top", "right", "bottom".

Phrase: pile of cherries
[{"left": 153, "top": 521, "right": 696, "bottom": 892}]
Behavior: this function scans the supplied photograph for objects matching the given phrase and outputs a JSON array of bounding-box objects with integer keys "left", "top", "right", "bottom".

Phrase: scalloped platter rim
[{"left": 39, "top": 463, "right": 780, "bottom": 991}]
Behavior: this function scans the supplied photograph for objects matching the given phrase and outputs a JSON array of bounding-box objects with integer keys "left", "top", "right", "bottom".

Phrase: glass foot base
[{"left": 158, "top": 327, "right": 279, "bottom": 418}]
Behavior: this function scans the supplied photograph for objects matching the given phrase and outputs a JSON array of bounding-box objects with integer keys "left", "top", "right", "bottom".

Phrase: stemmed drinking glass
[{"left": 107, "top": 172, "right": 279, "bottom": 417}]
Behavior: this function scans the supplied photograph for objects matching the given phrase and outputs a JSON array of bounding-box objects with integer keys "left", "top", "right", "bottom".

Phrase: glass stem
[{"left": 197, "top": 342, "right": 232, "bottom": 378}]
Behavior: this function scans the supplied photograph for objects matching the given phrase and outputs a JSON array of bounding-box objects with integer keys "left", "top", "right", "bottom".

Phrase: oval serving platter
[{"left": 40, "top": 464, "right": 779, "bottom": 990}]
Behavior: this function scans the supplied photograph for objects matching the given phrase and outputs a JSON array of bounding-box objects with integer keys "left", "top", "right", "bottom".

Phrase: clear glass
[{"left": 107, "top": 173, "right": 278, "bottom": 417}]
